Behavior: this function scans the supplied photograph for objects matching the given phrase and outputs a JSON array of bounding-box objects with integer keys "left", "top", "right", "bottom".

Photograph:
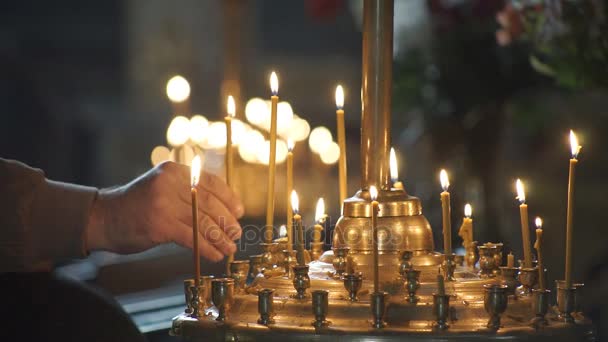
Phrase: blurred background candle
[
  {"left": 507, "top": 252, "right": 515, "bottom": 268},
  {"left": 459, "top": 204, "right": 473, "bottom": 247},
  {"left": 291, "top": 190, "right": 305, "bottom": 265},
  {"left": 335, "top": 85, "right": 348, "bottom": 205},
  {"left": 190, "top": 155, "right": 202, "bottom": 287},
  {"left": 516, "top": 179, "right": 532, "bottom": 268},
  {"left": 313, "top": 198, "right": 325, "bottom": 243},
  {"left": 390, "top": 147, "right": 403, "bottom": 190},
  {"left": 439, "top": 170, "right": 452, "bottom": 256},
  {"left": 166, "top": 75, "right": 191, "bottom": 116},
  {"left": 265, "top": 71, "right": 279, "bottom": 243},
  {"left": 534, "top": 217, "right": 546, "bottom": 291},
  {"left": 565, "top": 130, "right": 581, "bottom": 288},
  {"left": 370, "top": 186, "right": 379, "bottom": 293},
  {"left": 286, "top": 139, "right": 294, "bottom": 252},
  {"left": 225, "top": 95, "right": 235, "bottom": 187}
]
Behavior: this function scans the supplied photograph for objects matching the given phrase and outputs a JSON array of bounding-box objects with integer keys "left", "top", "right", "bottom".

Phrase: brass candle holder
[
  {"left": 312, "top": 290, "right": 330, "bottom": 328},
  {"left": 484, "top": 284, "right": 509, "bottom": 330},
  {"left": 188, "top": 283, "right": 204, "bottom": 317},
  {"left": 247, "top": 255, "right": 263, "bottom": 286},
  {"left": 517, "top": 267, "right": 538, "bottom": 297},
  {"left": 432, "top": 293, "right": 451, "bottom": 330},
  {"left": 454, "top": 255, "right": 464, "bottom": 267},
  {"left": 465, "top": 241, "right": 479, "bottom": 268},
  {"left": 257, "top": 288, "right": 275, "bottom": 325},
  {"left": 370, "top": 291, "right": 388, "bottom": 329},
  {"left": 343, "top": 272, "right": 363, "bottom": 302},
  {"left": 260, "top": 242, "right": 278, "bottom": 269},
  {"left": 292, "top": 265, "right": 311, "bottom": 299},
  {"left": 404, "top": 269, "right": 421, "bottom": 304},
  {"left": 183, "top": 279, "right": 196, "bottom": 314},
  {"left": 499, "top": 266, "right": 520, "bottom": 298},
  {"left": 555, "top": 280, "right": 576, "bottom": 323},
  {"left": 229, "top": 260, "right": 250, "bottom": 294},
  {"left": 332, "top": 246, "right": 350, "bottom": 279},
  {"left": 201, "top": 275, "right": 215, "bottom": 309},
  {"left": 282, "top": 249, "right": 296, "bottom": 279},
  {"left": 399, "top": 250, "right": 414, "bottom": 277},
  {"left": 211, "top": 278, "right": 235, "bottom": 322},
  {"left": 531, "top": 288, "right": 551, "bottom": 327},
  {"left": 478, "top": 245, "right": 499, "bottom": 278},
  {"left": 441, "top": 253, "right": 456, "bottom": 281}
]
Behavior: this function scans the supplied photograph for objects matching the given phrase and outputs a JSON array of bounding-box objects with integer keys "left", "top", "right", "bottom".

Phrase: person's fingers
[
  {"left": 197, "top": 172, "right": 244, "bottom": 218},
  {"left": 170, "top": 220, "right": 225, "bottom": 262},
  {"left": 197, "top": 190, "right": 242, "bottom": 239},
  {"left": 199, "top": 214, "right": 237, "bottom": 255}
]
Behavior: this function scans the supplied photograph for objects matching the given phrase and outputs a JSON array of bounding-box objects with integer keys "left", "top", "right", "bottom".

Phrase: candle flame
[
  {"left": 439, "top": 169, "right": 449, "bottom": 191},
  {"left": 390, "top": 147, "right": 399, "bottom": 183},
  {"left": 290, "top": 190, "right": 299, "bottom": 214},
  {"left": 335, "top": 85, "right": 344, "bottom": 109},
  {"left": 190, "top": 155, "right": 202, "bottom": 187},
  {"left": 464, "top": 203, "right": 472, "bottom": 218},
  {"left": 315, "top": 198, "right": 325, "bottom": 223},
  {"left": 369, "top": 186, "right": 378, "bottom": 201},
  {"left": 279, "top": 224, "right": 287, "bottom": 238},
  {"left": 227, "top": 95, "right": 236, "bottom": 117},
  {"left": 569, "top": 130, "right": 581, "bottom": 159},
  {"left": 270, "top": 72, "right": 279, "bottom": 95},
  {"left": 166, "top": 75, "right": 190, "bottom": 103},
  {"left": 515, "top": 179, "right": 526, "bottom": 203},
  {"left": 535, "top": 217, "right": 543, "bottom": 228},
  {"left": 287, "top": 138, "right": 295, "bottom": 152}
]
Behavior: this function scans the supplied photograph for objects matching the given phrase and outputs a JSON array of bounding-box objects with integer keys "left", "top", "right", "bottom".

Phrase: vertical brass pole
[{"left": 360, "top": 0, "right": 393, "bottom": 191}]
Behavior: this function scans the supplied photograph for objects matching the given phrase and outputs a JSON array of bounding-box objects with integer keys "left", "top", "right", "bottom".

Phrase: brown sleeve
[{"left": 0, "top": 158, "right": 98, "bottom": 272}]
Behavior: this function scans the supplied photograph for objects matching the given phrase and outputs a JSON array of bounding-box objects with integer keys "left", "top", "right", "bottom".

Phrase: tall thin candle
[
  {"left": 534, "top": 217, "right": 546, "bottom": 291},
  {"left": 565, "top": 130, "right": 581, "bottom": 288},
  {"left": 390, "top": 147, "right": 403, "bottom": 190},
  {"left": 286, "top": 140, "right": 294, "bottom": 252},
  {"left": 190, "top": 156, "right": 202, "bottom": 287},
  {"left": 439, "top": 170, "right": 452, "bottom": 256},
  {"left": 225, "top": 96, "right": 235, "bottom": 272},
  {"left": 291, "top": 190, "right": 305, "bottom": 265},
  {"left": 516, "top": 179, "right": 533, "bottom": 268},
  {"left": 335, "top": 85, "right": 348, "bottom": 205},
  {"left": 370, "top": 186, "right": 380, "bottom": 293},
  {"left": 265, "top": 72, "right": 279, "bottom": 243}
]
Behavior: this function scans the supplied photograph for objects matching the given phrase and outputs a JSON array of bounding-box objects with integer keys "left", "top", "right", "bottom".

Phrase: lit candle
[
  {"left": 265, "top": 72, "right": 279, "bottom": 243},
  {"left": 314, "top": 198, "right": 325, "bottom": 244},
  {"left": 335, "top": 85, "right": 348, "bottom": 205},
  {"left": 439, "top": 170, "right": 452, "bottom": 256},
  {"left": 565, "top": 130, "right": 581, "bottom": 289},
  {"left": 515, "top": 179, "right": 533, "bottom": 268},
  {"left": 390, "top": 147, "right": 403, "bottom": 190},
  {"left": 286, "top": 139, "right": 294, "bottom": 252},
  {"left": 458, "top": 204, "right": 473, "bottom": 248},
  {"left": 225, "top": 96, "right": 236, "bottom": 272},
  {"left": 507, "top": 252, "right": 515, "bottom": 268},
  {"left": 370, "top": 186, "right": 380, "bottom": 293},
  {"left": 291, "top": 190, "right": 305, "bottom": 265},
  {"left": 190, "top": 155, "right": 202, "bottom": 287},
  {"left": 534, "top": 217, "right": 546, "bottom": 291}
]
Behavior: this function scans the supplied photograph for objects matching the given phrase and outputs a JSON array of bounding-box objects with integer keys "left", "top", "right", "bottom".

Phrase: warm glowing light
[
  {"left": 189, "top": 115, "right": 209, "bottom": 145},
  {"left": 276, "top": 139, "right": 288, "bottom": 164},
  {"left": 570, "top": 130, "right": 581, "bottom": 159},
  {"left": 464, "top": 204, "right": 472, "bottom": 218},
  {"left": 238, "top": 130, "right": 264, "bottom": 163},
  {"left": 335, "top": 85, "right": 344, "bottom": 109},
  {"left": 439, "top": 169, "right": 450, "bottom": 191},
  {"left": 279, "top": 225, "right": 287, "bottom": 238},
  {"left": 369, "top": 186, "right": 378, "bottom": 201},
  {"left": 390, "top": 147, "right": 398, "bottom": 182},
  {"left": 150, "top": 145, "right": 170, "bottom": 166},
  {"left": 245, "top": 97, "right": 269, "bottom": 126},
  {"left": 287, "top": 138, "right": 295, "bottom": 152},
  {"left": 309, "top": 126, "right": 333, "bottom": 154},
  {"left": 516, "top": 179, "right": 526, "bottom": 203},
  {"left": 190, "top": 155, "right": 201, "bottom": 187},
  {"left": 286, "top": 117, "right": 311, "bottom": 142},
  {"left": 535, "top": 217, "right": 543, "bottom": 228},
  {"left": 290, "top": 190, "right": 299, "bottom": 214},
  {"left": 166, "top": 116, "right": 191, "bottom": 146},
  {"left": 270, "top": 72, "right": 279, "bottom": 95},
  {"left": 227, "top": 96, "right": 236, "bottom": 117},
  {"left": 320, "top": 141, "right": 340, "bottom": 165},
  {"left": 315, "top": 198, "right": 325, "bottom": 223},
  {"left": 204, "top": 121, "right": 227, "bottom": 149},
  {"left": 277, "top": 101, "right": 294, "bottom": 135},
  {"left": 166, "top": 75, "right": 190, "bottom": 103}
]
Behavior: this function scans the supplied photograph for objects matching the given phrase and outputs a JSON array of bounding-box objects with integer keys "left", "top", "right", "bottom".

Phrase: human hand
[{"left": 85, "top": 161, "right": 243, "bottom": 262}]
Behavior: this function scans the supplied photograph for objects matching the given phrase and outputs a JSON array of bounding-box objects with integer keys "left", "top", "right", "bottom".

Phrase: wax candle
[
  {"left": 439, "top": 170, "right": 452, "bottom": 256},
  {"left": 265, "top": 72, "right": 279, "bottom": 243},
  {"left": 534, "top": 217, "right": 546, "bottom": 291},
  {"left": 286, "top": 140, "right": 294, "bottom": 252},
  {"left": 190, "top": 155, "right": 202, "bottom": 287},
  {"left": 335, "top": 85, "right": 348, "bottom": 205},
  {"left": 390, "top": 147, "right": 403, "bottom": 190},
  {"left": 515, "top": 179, "right": 532, "bottom": 268},
  {"left": 291, "top": 190, "right": 305, "bottom": 265},
  {"left": 225, "top": 96, "right": 236, "bottom": 272},
  {"left": 370, "top": 186, "right": 380, "bottom": 293},
  {"left": 458, "top": 204, "right": 473, "bottom": 247},
  {"left": 437, "top": 267, "right": 446, "bottom": 296},
  {"left": 507, "top": 252, "right": 515, "bottom": 268},
  {"left": 565, "top": 130, "right": 581, "bottom": 288},
  {"left": 314, "top": 198, "right": 325, "bottom": 243}
]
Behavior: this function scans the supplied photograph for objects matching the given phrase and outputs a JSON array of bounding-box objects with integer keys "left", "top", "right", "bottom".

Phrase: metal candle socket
[
  {"left": 260, "top": 243, "right": 277, "bottom": 269},
  {"left": 531, "top": 289, "right": 551, "bottom": 327},
  {"left": 404, "top": 269, "right": 421, "bottom": 303},
  {"left": 465, "top": 241, "right": 479, "bottom": 268},
  {"left": 257, "top": 288, "right": 275, "bottom": 325},
  {"left": 399, "top": 250, "right": 414, "bottom": 277},
  {"left": 343, "top": 272, "right": 363, "bottom": 302},
  {"left": 556, "top": 280, "right": 576, "bottom": 323},
  {"left": 187, "top": 283, "right": 204, "bottom": 317},
  {"left": 332, "top": 247, "right": 350, "bottom": 279},
  {"left": 282, "top": 250, "right": 296, "bottom": 279},
  {"left": 433, "top": 293, "right": 451, "bottom": 330},
  {"left": 484, "top": 284, "right": 509, "bottom": 330},
  {"left": 312, "top": 290, "right": 330, "bottom": 328},
  {"left": 230, "top": 260, "right": 250, "bottom": 294},
  {"left": 211, "top": 278, "right": 235, "bottom": 322},
  {"left": 499, "top": 266, "right": 520, "bottom": 297},
  {"left": 247, "top": 254, "right": 263, "bottom": 285},
  {"left": 517, "top": 267, "right": 538, "bottom": 297},
  {"left": 442, "top": 253, "right": 456, "bottom": 281},
  {"left": 370, "top": 291, "right": 388, "bottom": 328},
  {"left": 292, "top": 265, "right": 311, "bottom": 299},
  {"left": 478, "top": 244, "right": 500, "bottom": 277}
]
